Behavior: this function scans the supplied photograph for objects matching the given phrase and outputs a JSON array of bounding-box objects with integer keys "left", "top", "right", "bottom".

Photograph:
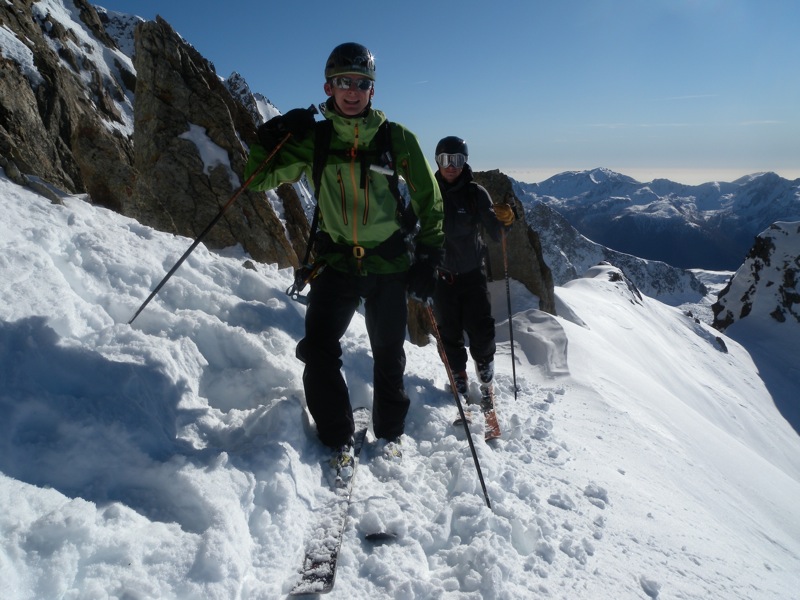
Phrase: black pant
[
  {"left": 433, "top": 268, "right": 496, "bottom": 373},
  {"left": 296, "top": 267, "right": 409, "bottom": 447}
]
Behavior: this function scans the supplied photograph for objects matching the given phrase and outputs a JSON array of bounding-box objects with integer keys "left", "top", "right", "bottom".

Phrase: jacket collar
[{"left": 320, "top": 98, "right": 386, "bottom": 147}]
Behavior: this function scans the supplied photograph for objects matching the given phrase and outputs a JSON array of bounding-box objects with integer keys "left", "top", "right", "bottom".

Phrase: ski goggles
[
  {"left": 330, "top": 76, "right": 374, "bottom": 91},
  {"left": 436, "top": 153, "right": 467, "bottom": 169}
]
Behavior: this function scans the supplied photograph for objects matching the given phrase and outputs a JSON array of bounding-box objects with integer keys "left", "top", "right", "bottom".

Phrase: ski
[
  {"left": 289, "top": 407, "right": 370, "bottom": 596},
  {"left": 452, "top": 391, "right": 501, "bottom": 440},
  {"left": 482, "top": 402, "right": 501, "bottom": 441},
  {"left": 481, "top": 384, "right": 501, "bottom": 440}
]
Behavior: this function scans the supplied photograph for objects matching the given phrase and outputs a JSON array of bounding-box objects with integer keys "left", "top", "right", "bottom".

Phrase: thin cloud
[
  {"left": 589, "top": 123, "right": 691, "bottom": 129},
  {"left": 665, "top": 94, "right": 718, "bottom": 101},
  {"left": 740, "top": 120, "right": 783, "bottom": 126}
]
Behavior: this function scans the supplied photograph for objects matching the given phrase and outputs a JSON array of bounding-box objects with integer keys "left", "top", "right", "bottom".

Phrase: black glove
[
  {"left": 257, "top": 107, "right": 317, "bottom": 152},
  {"left": 408, "top": 245, "right": 444, "bottom": 304}
]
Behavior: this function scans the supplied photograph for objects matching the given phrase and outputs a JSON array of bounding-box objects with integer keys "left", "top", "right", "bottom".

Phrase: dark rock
[
  {"left": 131, "top": 17, "right": 296, "bottom": 267},
  {"left": 713, "top": 222, "right": 800, "bottom": 330},
  {"left": 474, "top": 169, "right": 556, "bottom": 314},
  {"left": 0, "top": 3, "right": 299, "bottom": 270}
]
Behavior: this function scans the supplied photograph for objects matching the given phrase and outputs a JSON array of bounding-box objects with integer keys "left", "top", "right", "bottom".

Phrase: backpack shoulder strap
[
  {"left": 378, "top": 121, "right": 400, "bottom": 197},
  {"left": 312, "top": 119, "right": 334, "bottom": 200},
  {"left": 298, "top": 120, "right": 334, "bottom": 267},
  {"left": 309, "top": 119, "right": 413, "bottom": 235}
]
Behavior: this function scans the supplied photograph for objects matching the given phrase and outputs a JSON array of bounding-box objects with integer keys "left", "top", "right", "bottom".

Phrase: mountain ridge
[
  {"left": 2, "top": 3, "right": 800, "bottom": 597},
  {"left": 513, "top": 168, "right": 800, "bottom": 270}
]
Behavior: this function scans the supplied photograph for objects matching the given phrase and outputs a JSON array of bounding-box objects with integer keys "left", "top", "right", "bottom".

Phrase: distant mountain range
[
  {"left": 512, "top": 168, "right": 800, "bottom": 271},
  {"left": 521, "top": 197, "right": 709, "bottom": 301}
]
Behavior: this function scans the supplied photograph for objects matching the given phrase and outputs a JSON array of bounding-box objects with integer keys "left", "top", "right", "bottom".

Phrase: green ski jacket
[{"left": 245, "top": 104, "right": 444, "bottom": 275}]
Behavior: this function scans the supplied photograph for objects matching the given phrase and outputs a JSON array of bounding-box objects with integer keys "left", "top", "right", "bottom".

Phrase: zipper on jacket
[
  {"left": 337, "top": 170, "right": 347, "bottom": 225},
  {"left": 349, "top": 123, "right": 366, "bottom": 273},
  {"left": 349, "top": 124, "right": 361, "bottom": 247},
  {"left": 401, "top": 157, "right": 417, "bottom": 193},
  {"left": 363, "top": 177, "right": 370, "bottom": 225}
]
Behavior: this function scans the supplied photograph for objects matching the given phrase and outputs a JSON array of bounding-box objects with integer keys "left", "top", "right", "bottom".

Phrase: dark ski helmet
[
  {"left": 325, "top": 42, "right": 376, "bottom": 81},
  {"left": 435, "top": 136, "right": 469, "bottom": 158}
]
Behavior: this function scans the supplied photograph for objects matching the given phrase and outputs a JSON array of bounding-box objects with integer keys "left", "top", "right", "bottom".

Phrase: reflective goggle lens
[
  {"left": 436, "top": 153, "right": 467, "bottom": 169},
  {"left": 331, "top": 76, "right": 374, "bottom": 91}
]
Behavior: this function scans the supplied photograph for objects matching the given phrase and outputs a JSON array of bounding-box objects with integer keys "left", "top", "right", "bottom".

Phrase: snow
[
  {"left": 0, "top": 24, "right": 44, "bottom": 87},
  {"left": 2, "top": 170, "right": 800, "bottom": 599},
  {"left": 254, "top": 94, "right": 281, "bottom": 124},
  {"left": 94, "top": 6, "right": 143, "bottom": 58},
  {"left": 179, "top": 123, "right": 241, "bottom": 190},
  {"left": 31, "top": 0, "right": 135, "bottom": 135}
]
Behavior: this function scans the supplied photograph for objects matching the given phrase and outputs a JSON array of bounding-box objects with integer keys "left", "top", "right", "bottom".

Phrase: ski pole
[
  {"left": 127, "top": 132, "right": 292, "bottom": 326},
  {"left": 425, "top": 304, "right": 491, "bottom": 509},
  {"left": 501, "top": 228, "right": 518, "bottom": 400}
]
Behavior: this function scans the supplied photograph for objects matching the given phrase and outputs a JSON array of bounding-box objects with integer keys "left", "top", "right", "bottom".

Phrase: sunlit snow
[{"left": 1, "top": 171, "right": 799, "bottom": 599}]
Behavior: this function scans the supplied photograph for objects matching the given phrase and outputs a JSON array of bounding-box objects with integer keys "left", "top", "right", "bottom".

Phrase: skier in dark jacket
[
  {"left": 432, "top": 136, "right": 514, "bottom": 407},
  {"left": 245, "top": 43, "right": 444, "bottom": 464}
]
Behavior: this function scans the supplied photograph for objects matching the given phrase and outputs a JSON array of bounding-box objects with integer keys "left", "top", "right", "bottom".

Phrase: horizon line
[{"left": 489, "top": 166, "right": 800, "bottom": 186}]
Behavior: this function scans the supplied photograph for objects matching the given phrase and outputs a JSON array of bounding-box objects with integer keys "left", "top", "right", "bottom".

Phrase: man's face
[
  {"left": 324, "top": 75, "right": 374, "bottom": 117},
  {"left": 439, "top": 164, "right": 463, "bottom": 184},
  {"left": 436, "top": 153, "right": 467, "bottom": 184}
]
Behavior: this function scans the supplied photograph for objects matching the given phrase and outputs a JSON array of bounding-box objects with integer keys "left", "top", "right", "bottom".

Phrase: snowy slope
[
  {"left": 712, "top": 221, "right": 800, "bottom": 431},
  {"left": 1, "top": 172, "right": 800, "bottom": 599}
]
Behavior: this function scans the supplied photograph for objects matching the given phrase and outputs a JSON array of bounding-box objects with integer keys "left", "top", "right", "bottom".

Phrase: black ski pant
[
  {"left": 296, "top": 267, "right": 409, "bottom": 448},
  {"left": 432, "top": 268, "right": 496, "bottom": 374}
]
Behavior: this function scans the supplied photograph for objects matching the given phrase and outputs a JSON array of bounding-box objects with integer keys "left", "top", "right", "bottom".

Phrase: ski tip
[
  {"left": 364, "top": 531, "right": 398, "bottom": 543},
  {"left": 289, "top": 582, "right": 333, "bottom": 597}
]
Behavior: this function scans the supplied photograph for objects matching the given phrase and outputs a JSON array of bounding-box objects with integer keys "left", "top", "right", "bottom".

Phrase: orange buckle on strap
[{"left": 353, "top": 245, "right": 366, "bottom": 259}]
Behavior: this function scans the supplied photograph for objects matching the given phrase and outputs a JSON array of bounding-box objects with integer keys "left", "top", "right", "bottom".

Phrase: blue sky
[{"left": 96, "top": 0, "right": 799, "bottom": 185}]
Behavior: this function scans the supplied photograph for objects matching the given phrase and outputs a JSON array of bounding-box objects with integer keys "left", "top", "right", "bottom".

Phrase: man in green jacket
[{"left": 245, "top": 42, "right": 444, "bottom": 464}]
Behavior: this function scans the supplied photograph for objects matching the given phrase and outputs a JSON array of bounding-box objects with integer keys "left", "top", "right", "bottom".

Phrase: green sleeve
[{"left": 244, "top": 137, "right": 314, "bottom": 191}]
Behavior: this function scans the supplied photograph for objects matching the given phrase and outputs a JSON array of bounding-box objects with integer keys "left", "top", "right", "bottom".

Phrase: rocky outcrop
[
  {"left": 711, "top": 221, "right": 800, "bottom": 434},
  {"left": 0, "top": 0, "right": 136, "bottom": 207},
  {"left": 474, "top": 170, "right": 556, "bottom": 314},
  {"left": 1, "top": 2, "right": 303, "bottom": 269},
  {"left": 131, "top": 17, "right": 296, "bottom": 267},
  {"left": 713, "top": 221, "right": 800, "bottom": 330},
  {"left": 224, "top": 71, "right": 280, "bottom": 127}
]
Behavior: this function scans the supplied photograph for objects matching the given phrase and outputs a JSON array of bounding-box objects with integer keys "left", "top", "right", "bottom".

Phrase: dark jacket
[{"left": 436, "top": 166, "right": 503, "bottom": 275}]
